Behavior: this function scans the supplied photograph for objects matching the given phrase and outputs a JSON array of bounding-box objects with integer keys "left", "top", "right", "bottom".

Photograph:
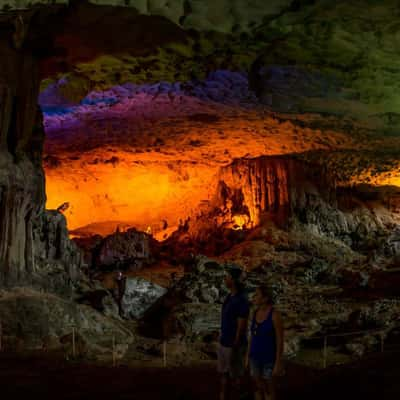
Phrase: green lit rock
[{"left": 250, "top": 0, "right": 400, "bottom": 134}]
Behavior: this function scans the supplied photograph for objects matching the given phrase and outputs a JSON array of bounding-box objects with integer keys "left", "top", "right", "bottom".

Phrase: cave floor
[{"left": 0, "top": 350, "right": 399, "bottom": 400}]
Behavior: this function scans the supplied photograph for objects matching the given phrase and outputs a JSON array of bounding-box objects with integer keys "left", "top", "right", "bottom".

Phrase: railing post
[
  {"left": 72, "top": 326, "right": 76, "bottom": 358},
  {"left": 163, "top": 340, "right": 167, "bottom": 368},
  {"left": 380, "top": 332, "right": 385, "bottom": 353},
  {"left": 112, "top": 334, "right": 116, "bottom": 367},
  {"left": 323, "top": 336, "right": 328, "bottom": 369}
]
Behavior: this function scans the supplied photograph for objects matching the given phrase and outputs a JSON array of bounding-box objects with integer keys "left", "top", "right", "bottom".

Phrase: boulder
[
  {"left": 95, "top": 228, "right": 152, "bottom": 269},
  {"left": 167, "top": 303, "right": 221, "bottom": 340},
  {"left": 0, "top": 288, "right": 133, "bottom": 359},
  {"left": 345, "top": 342, "right": 365, "bottom": 358},
  {"left": 122, "top": 277, "right": 167, "bottom": 319}
]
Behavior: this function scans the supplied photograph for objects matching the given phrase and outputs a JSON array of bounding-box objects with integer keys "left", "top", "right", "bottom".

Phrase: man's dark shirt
[
  {"left": 220, "top": 292, "right": 250, "bottom": 348},
  {"left": 114, "top": 276, "right": 127, "bottom": 299}
]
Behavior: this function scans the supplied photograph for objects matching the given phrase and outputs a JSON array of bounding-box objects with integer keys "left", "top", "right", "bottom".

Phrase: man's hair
[{"left": 227, "top": 268, "right": 245, "bottom": 293}]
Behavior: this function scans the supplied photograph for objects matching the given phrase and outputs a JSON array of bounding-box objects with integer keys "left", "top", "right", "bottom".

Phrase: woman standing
[{"left": 246, "top": 285, "right": 284, "bottom": 400}]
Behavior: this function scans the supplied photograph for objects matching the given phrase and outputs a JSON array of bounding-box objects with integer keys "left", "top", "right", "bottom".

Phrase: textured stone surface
[
  {"left": 4, "top": 0, "right": 400, "bottom": 134},
  {"left": 250, "top": 0, "right": 400, "bottom": 133},
  {"left": 216, "top": 156, "right": 332, "bottom": 228},
  {"left": 95, "top": 228, "right": 151, "bottom": 269},
  {"left": 0, "top": 287, "right": 133, "bottom": 357},
  {"left": 40, "top": 71, "right": 400, "bottom": 235},
  {"left": 187, "top": 251, "right": 400, "bottom": 358},
  {"left": 0, "top": 0, "right": 399, "bottom": 368},
  {"left": 31, "top": 210, "right": 83, "bottom": 295},
  {"left": 121, "top": 277, "right": 167, "bottom": 319},
  {"left": 0, "top": 40, "right": 42, "bottom": 286},
  {"left": 0, "top": 31, "right": 82, "bottom": 293},
  {"left": 1, "top": 0, "right": 291, "bottom": 33}
]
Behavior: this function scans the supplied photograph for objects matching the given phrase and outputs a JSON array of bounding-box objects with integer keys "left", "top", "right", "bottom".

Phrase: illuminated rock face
[
  {"left": 41, "top": 71, "right": 356, "bottom": 237},
  {"left": 2, "top": 0, "right": 400, "bottom": 363},
  {"left": 217, "top": 156, "right": 331, "bottom": 228},
  {"left": 1, "top": 0, "right": 400, "bottom": 284},
  {"left": 41, "top": 68, "right": 400, "bottom": 238}
]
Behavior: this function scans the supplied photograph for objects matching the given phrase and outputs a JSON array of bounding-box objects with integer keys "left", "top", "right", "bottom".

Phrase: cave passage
[
  {"left": 40, "top": 66, "right": 400, "bottom": 241},
  {"left": 25, "top": 1, "right": 400, "bottom": 243},
  {"left": 40, "top": 71, "right": 259, "bottom": 239}
]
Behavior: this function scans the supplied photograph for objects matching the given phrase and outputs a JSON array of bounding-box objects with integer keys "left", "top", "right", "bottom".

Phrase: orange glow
[
  {"left": 45, "top": 150, "right": 219, "bottom": 238},
  {"left": 231, "top": 214, "right": 249, "bottom": 230},
  {"left": 44, "top": 104, "right": 400, "bottom": 239},
  {"left": 345, "top": 168, "right": 400, "bottom": 188}
]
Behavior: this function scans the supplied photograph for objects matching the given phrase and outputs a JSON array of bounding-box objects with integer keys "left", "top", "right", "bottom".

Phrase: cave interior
[{"left": 0, "top": 1, "right": 400, "bottom": 398}]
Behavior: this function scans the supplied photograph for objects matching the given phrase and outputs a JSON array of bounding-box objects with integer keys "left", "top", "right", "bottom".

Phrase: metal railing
[
  {"left": 0, "top": 319, "right": 395, "bottom": 370},
  {"left": 0, "top": 321, "right": 170, "bottom": 368},
  {"left": 65, "top": 325, "right": 127, "bottom": 367},
  {"left": 302, "top": 328, "right": 388, "bottom": 369}
]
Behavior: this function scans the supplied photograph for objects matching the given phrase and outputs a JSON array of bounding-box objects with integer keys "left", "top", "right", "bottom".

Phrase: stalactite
[
  {"left": 0, "top": 33, "right": 81, "bottom": 293},
  {"left": 217, "top": 156, "right": 332, "bottom": 228}
]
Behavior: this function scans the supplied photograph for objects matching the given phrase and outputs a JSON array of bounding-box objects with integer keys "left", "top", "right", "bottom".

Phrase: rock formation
[
  {"left": 2, "top": 0, "right": 292, "bottom": 33},
  {"left": 216, "top": 156, "right": 333, "bottom": 228},
  {"left": 0, "top": 14, "right": 84, "bottom": 293},
  {"left": 0, "top": 287, "right": 133, "bottom": 356},
  {"left": 122, "top": 277, "right": 167, "bottom": 319},
  {"left": 0, "top": 0, "right": 399, "bottom": 367},
  {"left": 94, "top": 228, "right": 152, "bottom": 270}
]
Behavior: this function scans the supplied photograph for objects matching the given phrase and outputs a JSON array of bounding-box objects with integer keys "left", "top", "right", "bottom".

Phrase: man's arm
[
  {"left": 272, "top": 310, "right": 284, "bottom": 375},
  {"left": 233, "top": 317, "right": 248, "bottom": 346},
  {"left": 233, "top": 298, "right": 250, "bottom": 347}
]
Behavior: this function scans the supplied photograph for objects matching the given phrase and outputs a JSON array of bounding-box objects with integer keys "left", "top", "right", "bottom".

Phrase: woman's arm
[
  {"left": 245, "top": 328, "right": 252, "bottom": 369},
  {"left": 272, "top": 310, "right": 284, "bottom": 375}
]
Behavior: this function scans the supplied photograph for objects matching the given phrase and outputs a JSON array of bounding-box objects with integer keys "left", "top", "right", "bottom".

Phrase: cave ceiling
[{"left": 1, "top": 0, "right": 399, "bottom": 236}]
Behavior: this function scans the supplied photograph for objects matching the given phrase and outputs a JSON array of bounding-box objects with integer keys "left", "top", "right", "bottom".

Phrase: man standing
[
  {"left": 218, "top": 267, "right": 250, "bottom": 400},
  {"left": 113, "top": 270, "right": 127, "bottom": 318}
]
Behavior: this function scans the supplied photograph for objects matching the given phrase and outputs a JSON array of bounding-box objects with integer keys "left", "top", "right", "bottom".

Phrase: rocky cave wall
[
  {"left": 217, "top": 156, "right": 334, "bottom": 227},
  {"left": 1, "top": 0, "right": 400, "bottom": 289},
  {"left": 1, "top": 0, "right": 292, "bottom": 33},
  {"left": 0, "top": 1, "right": 399, "bottom": 362},
  {"left": 0, "top": 1, "right": 223, "bottom": 289},
  {"left": 0, "top": 1, "right": 196, "bottom": 290},
  {"left": 0, "top": 25, "right": 82, "bottom": 292}
]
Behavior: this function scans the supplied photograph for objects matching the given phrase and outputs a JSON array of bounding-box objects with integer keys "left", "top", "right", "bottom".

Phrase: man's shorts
[
  {"left": 217, "top": 344, "right": 247, "bottom": 379},
  {"left": 249, "top": 358, "right": 274, "bottom": 379}
]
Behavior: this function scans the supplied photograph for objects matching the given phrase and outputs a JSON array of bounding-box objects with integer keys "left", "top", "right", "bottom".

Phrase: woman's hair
[{"left": 257, "top": 285, "right": 274, "bottom": 304}]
